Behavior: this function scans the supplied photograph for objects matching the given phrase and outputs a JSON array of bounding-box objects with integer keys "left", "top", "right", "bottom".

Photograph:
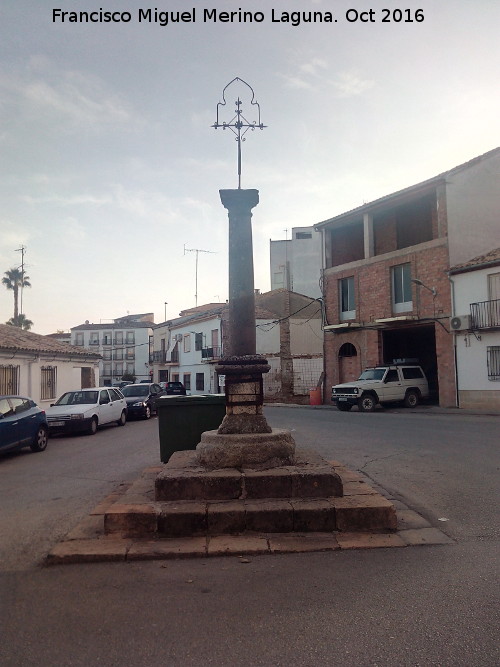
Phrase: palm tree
[
  {"left": 6, "top": 314, "right": 34, "bottom": 330},
  {"left": 2, "top": 267, "right": 31, "bottom": 320}
]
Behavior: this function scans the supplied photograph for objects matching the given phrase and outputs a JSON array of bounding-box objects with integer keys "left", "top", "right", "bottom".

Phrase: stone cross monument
[{"left": 196, "top": 78, "right": 295, "bottom": 468}]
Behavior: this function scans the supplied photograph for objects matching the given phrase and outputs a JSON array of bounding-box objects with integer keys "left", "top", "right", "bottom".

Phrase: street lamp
[{"left": 411, "top": 278, "right": 437, "bottom": 296}]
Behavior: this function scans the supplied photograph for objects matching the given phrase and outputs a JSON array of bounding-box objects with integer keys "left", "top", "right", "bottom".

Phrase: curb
[{"left": 45, "top": 465, "right": 454, "bottom": 565}]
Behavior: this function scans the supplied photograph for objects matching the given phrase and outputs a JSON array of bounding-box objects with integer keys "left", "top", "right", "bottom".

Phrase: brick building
[{"left": 314, "top": 148, "right": 500, "bottom": 407}]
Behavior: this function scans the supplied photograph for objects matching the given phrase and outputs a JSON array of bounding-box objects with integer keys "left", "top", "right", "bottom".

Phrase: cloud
[
  {"left": 0, "top": 61, "right": 132, "bottom": 131},
  {"left": 280, "top": 56, "right": 375, "bottom": 98},
  {"left": 332, "top": 71, "right": 375, "bottom": 98}
]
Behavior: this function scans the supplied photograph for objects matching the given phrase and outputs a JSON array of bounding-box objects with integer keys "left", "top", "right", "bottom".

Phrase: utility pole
[
  {"left": 184, "top": 245, "right": 216, "bottom": 307},
  {"left": 15, "top": 245, "right": 26, "bottom": 316}
]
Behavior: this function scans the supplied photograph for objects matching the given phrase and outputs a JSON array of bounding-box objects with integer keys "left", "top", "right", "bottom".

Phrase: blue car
[{"left": 0, "top": 395, "right": 49, "bottom": 454}]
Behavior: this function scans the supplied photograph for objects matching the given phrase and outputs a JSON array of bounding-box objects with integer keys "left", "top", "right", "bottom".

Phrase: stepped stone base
[{"left": 102, "top": 449, "right": 397, "bottom": 539}]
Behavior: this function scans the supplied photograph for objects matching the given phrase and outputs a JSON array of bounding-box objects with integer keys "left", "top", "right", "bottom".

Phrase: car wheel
[
  {"left": 337, "top": 403, "right": 352, "bottom": 412},
  {"left": 87, "top": 417, "right": 98, "bottom": 435},
  {"left": 30, "top": 425, "right": 48, "bottom": 452},
  {"left": 117, "top": 410, "right": 127, "bottom": 426},
  {"left": 144, "top": 405, "right": 151, "bottom": 420},
  {"left": 358, "top": 394, "right": 377, "bottom": 412},
  {"left": 404, "top": 389, "right": 420, "bottom": 408}
]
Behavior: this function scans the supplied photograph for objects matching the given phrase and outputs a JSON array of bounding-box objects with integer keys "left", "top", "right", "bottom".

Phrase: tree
[
  {"left": 6, "top": 314, "right": 34, "bottom": 330},
  {"left": 2, "top": 267, "right": 31, "bottom": 321},
  {"left": 121, "top": 373, "right": 136, "bottom": 383}
]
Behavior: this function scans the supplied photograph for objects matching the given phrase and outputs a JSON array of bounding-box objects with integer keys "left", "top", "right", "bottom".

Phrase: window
[
  {"left": 109, "top": 389, "right": 122, "bottom": 401},
  {"left": 385, "top": 369, "right": 399, "bottom": 382},
  {"left": 115, "top": 331, "right": 123, "bottom": 345},
  {"left": 183, "top": 373, "right": 191, "bottom": 390},
  {"left": 339, "top": 277, "right": 355, "bottom": 320},
  {"left": 41, "top": 366, "right": 57, "bottom": 400},
  {"left": 184, "top": 334, "right": 191, "bottom": 353},
  {"left": 0, "top": 364, "right": 19, "bottom": 394},
  {"left": 10, "top": 397, "right": 31, "bottom": 414},
  {"left": 487, "top": 347, "right": 500, "bottom": 380},
  {"left": 103, "top": 349, "right": 112, "bottom": 360},
  {"left": 196, "top": 373, "right": 205, "bottom": 391},
  {"left": 75, "top": 332, "right": 84, "bottom": 346},
  {"left": 296, "top": 231, "right": 312, "bottom": 239},
  {"left": 338, "top": 343, "right": 357, "bottom": 358},
  {"left": 99, "top": 390, "right": 110, "bottom": 404},
  {"left": 114, "top": 348, "right": 123, "bottom": 360},
  {"left": 402, "top": 367, "right": 424, "bottom": 380},
  {"left": 103, "top": 332, "right": 112, "bottom": 345},
  {"left": 103, "top": 363, "right": 112, "bottom": 377},
  {"left": 211, "top": 329, "right": 219, "bottom": 347},
  {"left": 195, "top": 333, "right": 203, "bottom": 351},
  {"left": 172, "top": 374, "right": 180, "bottom": 382},
  {"left": 126, "top": 363, "right": 135, "bottom": 375},
  {"left": 392, "top": 263, "right": 412, "bottom": 313},
  {"left": 114, "top": 363, "right": 123, "bottom": 377},
  {"left": 125, "top": 347, "right": 135, "bottom": 360},
  {"left": 89, "top": 332, "right": 99, "bottom": 346},
  {"left": 126, "top": 331, "right": 135, "bottom": 344}
]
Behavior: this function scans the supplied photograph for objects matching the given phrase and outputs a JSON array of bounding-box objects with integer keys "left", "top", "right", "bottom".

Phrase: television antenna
[{"left": 184, "top": 245, "right": 216, "bottom": 307}]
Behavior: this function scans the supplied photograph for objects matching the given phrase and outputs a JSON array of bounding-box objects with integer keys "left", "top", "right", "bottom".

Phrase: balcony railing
[
  {"left": 470, "top": 299, "right": 500, "bottom": 330},
  {"left": 201, "top": 345, "right": 222, "bottom": 361},
  {"left": 150, "top": 350, "right": 179, "bottom": 364}
]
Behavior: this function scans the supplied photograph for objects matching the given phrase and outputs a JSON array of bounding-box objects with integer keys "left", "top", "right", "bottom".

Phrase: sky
[{"left": 1, "top": 0, "right": 499, "bottom": 335}]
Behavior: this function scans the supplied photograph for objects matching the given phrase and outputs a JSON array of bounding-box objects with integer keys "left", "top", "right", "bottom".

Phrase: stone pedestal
[{"left": 216, "top": 355, "right": 272, "bottom": 435}]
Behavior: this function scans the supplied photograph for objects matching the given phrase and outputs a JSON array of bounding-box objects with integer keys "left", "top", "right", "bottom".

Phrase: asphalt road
[{"left": 1, "top": 406, "right": 498, "bottom": 666}]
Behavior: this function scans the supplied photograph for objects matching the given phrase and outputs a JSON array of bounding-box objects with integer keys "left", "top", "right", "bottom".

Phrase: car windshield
[
  {"left": 55, "top": 391, "right": 98, "bottom": 405},
  {"left": 358, "top": 369, "right": 386, "bottom": 381},
  {"left": 121, "top": 385, "right": 149, "bottom": 397}
]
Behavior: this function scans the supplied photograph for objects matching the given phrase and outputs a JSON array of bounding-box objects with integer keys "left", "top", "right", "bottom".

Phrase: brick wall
[{"left": 323, "top": 243, "right": 457, "bottom": 406}]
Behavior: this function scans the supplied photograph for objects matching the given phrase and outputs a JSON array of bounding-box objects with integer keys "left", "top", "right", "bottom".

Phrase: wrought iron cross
[{"left": 212, "top": 77, "right": 266, "bottom": 189}]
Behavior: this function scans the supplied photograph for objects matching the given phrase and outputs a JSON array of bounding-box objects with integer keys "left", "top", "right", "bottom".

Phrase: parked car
[
  {"left": 331, "top": 363, "right": 429, "bottom": 412},
  {"left": 112, "top": 381, "right": 131, "bottom": 389},
  {"left": 45, "top": 387, "right": 128, "bottom": 435},
  {"left": 0, "top": 395, "right": 49, "bottom": 453},
  {"left": 165, "top": 381, "right": 187, "bottom": 395},
  {"left": 120, "top": 382, "right": 165, "bottom": 419}
]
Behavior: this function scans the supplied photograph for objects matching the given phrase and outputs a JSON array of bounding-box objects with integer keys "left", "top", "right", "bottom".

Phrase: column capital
[{"left": 219, "top": 189, "right": 259, "bottom": 211}]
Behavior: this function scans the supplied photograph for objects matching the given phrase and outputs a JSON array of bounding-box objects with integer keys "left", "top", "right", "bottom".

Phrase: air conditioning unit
[{"left": 450, "top": 314, "right": 471, "bottom": 331}]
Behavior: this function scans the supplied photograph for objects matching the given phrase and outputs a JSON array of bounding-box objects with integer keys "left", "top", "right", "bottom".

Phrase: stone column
[
  {"left": 216, "top": 189, "right": 271, "bottom": 435},
  {"left": 220, "top": 189, "right": 258, "bottom": 356}
]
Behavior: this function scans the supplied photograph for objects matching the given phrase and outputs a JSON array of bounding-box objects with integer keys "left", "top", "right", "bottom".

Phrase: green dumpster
[{"left": 156, "top": 394, "right": 226, "bottom": 463}]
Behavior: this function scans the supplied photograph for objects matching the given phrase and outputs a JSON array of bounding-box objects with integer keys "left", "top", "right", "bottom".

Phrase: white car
[
  {"left": 331, "top": 364, "right": 429, "bottom": 412},
  {"left": 46, "top": 387, "right": 128, "bottom": 436}
]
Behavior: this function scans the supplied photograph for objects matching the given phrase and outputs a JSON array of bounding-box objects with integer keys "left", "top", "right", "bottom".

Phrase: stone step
[
  {"left": 104, "top": 494, "right": 397, "bottom": 538},
  {"left": 154, "top": 449, "right": 343, "bottom": 501}
]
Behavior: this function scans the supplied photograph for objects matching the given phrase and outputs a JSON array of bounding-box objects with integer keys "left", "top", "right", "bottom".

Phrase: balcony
[
  {"left": 470, "top": 299, "right": 500, "bottom": 330},
  {"left": 150, "top": 350, "right": 179, "bottom": 364},
  {"left": 151, "top": 351, "right": 167, "bottom": 363},
  {"left": 201, "top": 345, "right": 222, "bottom": 361}
]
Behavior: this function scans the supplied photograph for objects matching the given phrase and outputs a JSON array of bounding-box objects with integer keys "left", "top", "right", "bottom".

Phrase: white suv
[{"left": 331, "top": 364, "right": 429, "bottom": 412}]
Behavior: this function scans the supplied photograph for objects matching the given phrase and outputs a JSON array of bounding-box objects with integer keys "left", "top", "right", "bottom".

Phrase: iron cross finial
[{"left": 212, "top": 77, "right": 266, "bottom": 189}]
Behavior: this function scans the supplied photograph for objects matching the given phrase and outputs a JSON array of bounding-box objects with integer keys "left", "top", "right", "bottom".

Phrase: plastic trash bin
[
  {"left": 156, "top": 394, "right": 226, "bottom": 463},
  {"left": 309, "top": 388, "right": 322, "bottom": 405}
]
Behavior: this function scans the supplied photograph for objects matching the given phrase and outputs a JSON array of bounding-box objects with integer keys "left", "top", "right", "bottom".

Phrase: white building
[
  {"left": 449, "top": 248, "right": 500, "bottom": 411},
  {"left": 0, "top": 324, "right": 101, "bottom": 406},
  {"left": 270, "top": 226, "right": 323, "bottom": 298},
  {"left": 151, "top": 291, "right": 323, "bottom": 403},
  {"left": 151, "top": 305, "right": 224, "bottom": 394},
  {"left": 71, "top": 313, "right": 154, "bottom": 385}
]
